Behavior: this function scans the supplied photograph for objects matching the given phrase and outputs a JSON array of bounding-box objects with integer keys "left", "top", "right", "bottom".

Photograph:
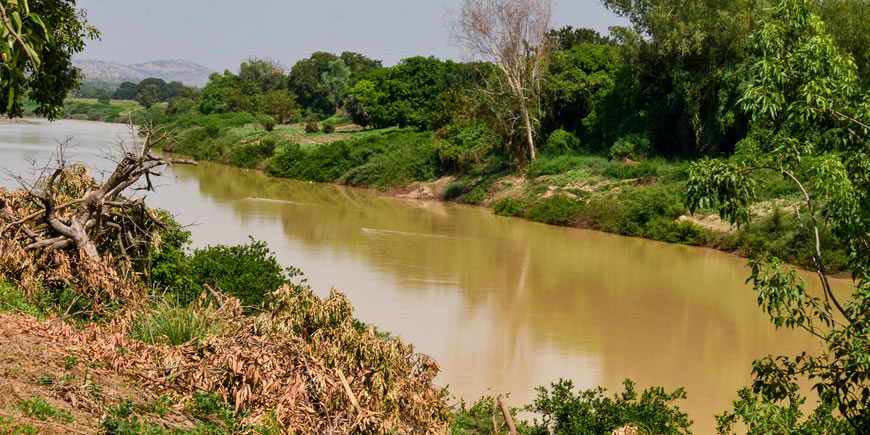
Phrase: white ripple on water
[
  {"left": 361, "top": 227, "right": 452, "bottom": 239},
  {"left": 241, "top": 197, "right": 320, "bottom": 207}
]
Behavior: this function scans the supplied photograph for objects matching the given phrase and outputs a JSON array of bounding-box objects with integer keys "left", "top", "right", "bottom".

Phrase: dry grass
[{"left": 0, "top": 285, "right": 450, "bottom": 434}]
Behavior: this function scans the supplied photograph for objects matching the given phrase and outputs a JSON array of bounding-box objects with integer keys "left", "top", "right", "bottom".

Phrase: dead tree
[
  {"left": 451, "top": 0, "right": 553, "bottom": 161},
  {"left": 0, "top": 124, "right": 195, "bottom": 269}
]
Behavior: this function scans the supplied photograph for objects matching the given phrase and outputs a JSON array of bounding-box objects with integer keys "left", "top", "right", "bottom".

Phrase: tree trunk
[
  {"left": 497, "top": 394, "right": 518, "bottom": 435},
  {"left": 519, "top": 92, "right": 536, "bottom": 161}
]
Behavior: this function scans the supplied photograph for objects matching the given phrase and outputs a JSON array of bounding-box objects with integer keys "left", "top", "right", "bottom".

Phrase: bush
[
  {"left": 304, "top": 120, "right": 320, "bottom": 133},
  {"left": 444, "top": 181, "right": 469, "bottom": 200},
  {"left": 229, "top": 143, "right": 268, "bottom": 168},
  {"left": 259, "top": 114, "right": 276, "bottom": 132},
  {"left": 260, "top": 136, "right": 278, "bottom": 158},
  {"left": 435, "top": 120, "right": 501, "bottom": 171},
  {"left": 527, "top": 195, "right": 584, "bottom": 225},
  {"left": 602, "top": 161, "right": 659, "bottom": 180},
  {"left": 97, "top": 94, "right": 111, "bottom": 105},
  {"left": 492, "top": 197, "right": 528, "bottom": 217},
  {"left": 527, "top": 379, "right": 692, "bottom": 434},
  {"left": 584, "top": 184, "right": 708, "bottom": 244},
  {"left": 266, "top": 131, "right": 440, "bottom": 189},
  {"left": 465, "top": 187, "right": 485, "bottom": 205},
  {"left": 322, "top": 123, "right": 335, "bottom": 134},
  {"left": 544, "top": 129, "right": 582, "bottom": 154},
  {"left": 155, "top": 237, "right": 300, "bottom": 307},
  {"left": 450, "top": 395, "right": 530, "bottom": 434},
  {"left": 609, "top": 134, "right": 652, "bottom": 161}
]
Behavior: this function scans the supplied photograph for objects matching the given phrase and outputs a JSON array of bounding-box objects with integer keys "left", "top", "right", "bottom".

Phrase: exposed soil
[{"left": 0, "top": 314, "right": 197, "bottom": 434}]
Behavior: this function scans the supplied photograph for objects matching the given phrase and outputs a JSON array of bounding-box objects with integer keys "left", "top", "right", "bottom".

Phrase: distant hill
[{"left": 74, "top": 59, "right": 215, "bottom": 87}]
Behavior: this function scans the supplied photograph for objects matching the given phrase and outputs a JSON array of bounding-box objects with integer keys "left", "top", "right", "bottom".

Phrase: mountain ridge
[{"left": 74, "top": 59, "right": 215, "bottom": 87}]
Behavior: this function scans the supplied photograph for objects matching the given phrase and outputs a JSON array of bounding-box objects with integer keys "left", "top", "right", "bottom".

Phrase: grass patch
[
  {"left": 129, "top": 300, "right": 225, "bottom": 346},
  {"left": 17, "top": 396, "right": 73, "bottom": 423},
  {"left": 0, "top": 416, "right": 36, "bottom": 435}
]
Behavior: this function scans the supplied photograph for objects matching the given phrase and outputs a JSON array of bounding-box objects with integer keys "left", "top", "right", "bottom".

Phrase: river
[{"left": 0, "top": 119, "right": 849, "bottom": 433}]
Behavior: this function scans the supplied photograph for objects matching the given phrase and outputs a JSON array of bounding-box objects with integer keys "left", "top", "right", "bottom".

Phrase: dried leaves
[{"left": 2, "top": 286, "right": 450, "bottom": 434}]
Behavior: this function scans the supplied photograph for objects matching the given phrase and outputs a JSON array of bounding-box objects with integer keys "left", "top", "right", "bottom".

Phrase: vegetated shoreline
[{"left": 11, "top": 111, "right": 845, "bottom": 276}]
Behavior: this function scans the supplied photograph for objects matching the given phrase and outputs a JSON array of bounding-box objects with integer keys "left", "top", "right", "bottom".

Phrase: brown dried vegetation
[{"left": 0, "top": 286, "right": 449, "bottom": 433}]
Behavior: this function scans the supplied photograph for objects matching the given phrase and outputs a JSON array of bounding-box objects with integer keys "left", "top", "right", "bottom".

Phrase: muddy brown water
[{"left": 1, "top": 119, "right": 852, "bottom": 433}]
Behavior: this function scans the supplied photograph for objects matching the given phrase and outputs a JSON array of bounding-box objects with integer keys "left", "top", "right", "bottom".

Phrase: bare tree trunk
[
  {"left": 497, "top": 394, "right": 518, "bottom": 435},
  {"left": 519, "top": 92, "right": 536, "bottom": 160}
]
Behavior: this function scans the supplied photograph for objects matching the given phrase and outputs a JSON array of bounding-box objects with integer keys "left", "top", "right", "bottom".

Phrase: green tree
[
  {"left": 319, "top": 58, "right": 350, "bottom": 110},
  {"left": 347, "top": 56, "right": 463, "bottom": 130},
  {"left": 815, "top": 0, "right": 870, "bottom": 86},
  {"left": 112, "top": 81, "right": 138, "bottom": 100},
  {"left": 238, "top": 57, "right": 286, "bottom": 93},
  {"left": 542, "top": 43, "right": 618, "bottom": 145},
  {"left": 261, "top": 88, "right": 299, "bottom": 124},
  {"left": 602, "top": 0, "right": 765, "bottom": 156},
  {"left": 134, "top": 77, "right": 168, "bottom": 108},
  {"left": 0, "top": 0, "right": 99, "bottom": 119},
  {"left": 549, "top": 26, "right": 611, "bottom": 51},
  {"left": 340, "top": 51, "right": 382, "bottom": 83},
  {"left": 96, "top": 90, "right": 110, "bottom": 105},
  {"left": 289, "top": 51, "right": 340, "bottom": 117},
  {"left": 686, "top": 0, "right": 870, "bottom": 431}
]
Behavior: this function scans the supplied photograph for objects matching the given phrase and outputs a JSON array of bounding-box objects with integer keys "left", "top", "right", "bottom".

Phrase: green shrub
[
  {"left": 322, "top": 123, "right": 336, "bottom": 134},
  {"left": 527, "top": 195, "right": 584, "bottom": 225},
  {"left": 444, "top": 182, "right": 469, "bottom": 200},
  {"left": 589, "top": 185, "right": 688, "bottom": 240},
  {"left": 734, "top": 207, "right": 847, "bottom": 272},
  {"left": 527, "top": 379, "right": 692, "bottom": 434},
  {"left": 229, "top": 143, "right": 267, "bottom": 168},
  {"left": 602, "top": 161, "right": 659, "bottom": 180},
  {"left": 609, "top": 134, "right": 652, "bottom": 161},
  {"left": 304, "top": 120, "right": 319, "bottom": 133},
  {"left": 450, "top": 395, "right": 530, "bottom": 434},
  {"left": 435, "top": 120, "right": 501, "bottom": 171},
  {"left": 179, "top": 237, "right": 299, "bottom": 307},
  {"left": 259, "top": 114, "right": 276, "bottom": 132},
  {"left": 492, "top": 197, "right": 529, "bottom": 217},
  {"left": 260, "top": 136, "right": 278, "bottom": 158},
  {"left": 545, "top": 129, "right": 582, "bottom": 154},
  {"left": 264, "top": 142, "right": 308, "bottom": 178},
  {"left": 465, "top": 187, "right": 485, "bottom": 205},
  {"left": 266, "top": 131, "right": 440, "bottom": 189}
]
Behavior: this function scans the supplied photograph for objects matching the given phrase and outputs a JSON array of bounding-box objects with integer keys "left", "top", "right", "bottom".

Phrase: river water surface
[{"left": 0, "top": 119, "right": 851, "bottom": 433}]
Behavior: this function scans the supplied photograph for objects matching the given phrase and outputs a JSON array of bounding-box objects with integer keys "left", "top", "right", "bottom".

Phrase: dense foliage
[
  {"left": 687, "top": 0, "right": 870, "bottom": 430},
  {"left": 0, "top": 0, "right": 99, "bottom": 119}
]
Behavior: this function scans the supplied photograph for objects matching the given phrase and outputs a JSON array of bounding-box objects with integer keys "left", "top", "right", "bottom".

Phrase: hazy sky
[{"left": 76, "top": 0, "right": 628, "bottom": 72}]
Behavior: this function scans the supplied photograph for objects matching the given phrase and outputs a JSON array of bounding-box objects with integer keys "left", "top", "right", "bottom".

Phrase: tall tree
[
  {"left": 451, "top": 0, "right": 553, "bottom": 161},
  {"left": 319, "top": 58, "right": 350, "bottom": 110},
  {"left": 288, "top": 51, "right": 340, "bottom": 117},
  {"left": 0, "top": 0, "right": 99, "bottom": 119}
]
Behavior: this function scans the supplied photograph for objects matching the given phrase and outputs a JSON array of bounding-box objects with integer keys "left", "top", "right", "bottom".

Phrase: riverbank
[{"left": 143, "top": 109, "right": 845, "bottom": 274}]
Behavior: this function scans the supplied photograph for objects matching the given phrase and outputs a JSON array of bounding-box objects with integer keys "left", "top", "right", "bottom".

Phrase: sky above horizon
[{"left": 75, "top": 0, "right": 629, "bottom": 72}]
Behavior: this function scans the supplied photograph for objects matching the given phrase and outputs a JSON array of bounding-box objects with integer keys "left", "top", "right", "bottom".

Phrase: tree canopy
[{"left": 0, "top": 0, "right": 99, "bottom": 119}]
